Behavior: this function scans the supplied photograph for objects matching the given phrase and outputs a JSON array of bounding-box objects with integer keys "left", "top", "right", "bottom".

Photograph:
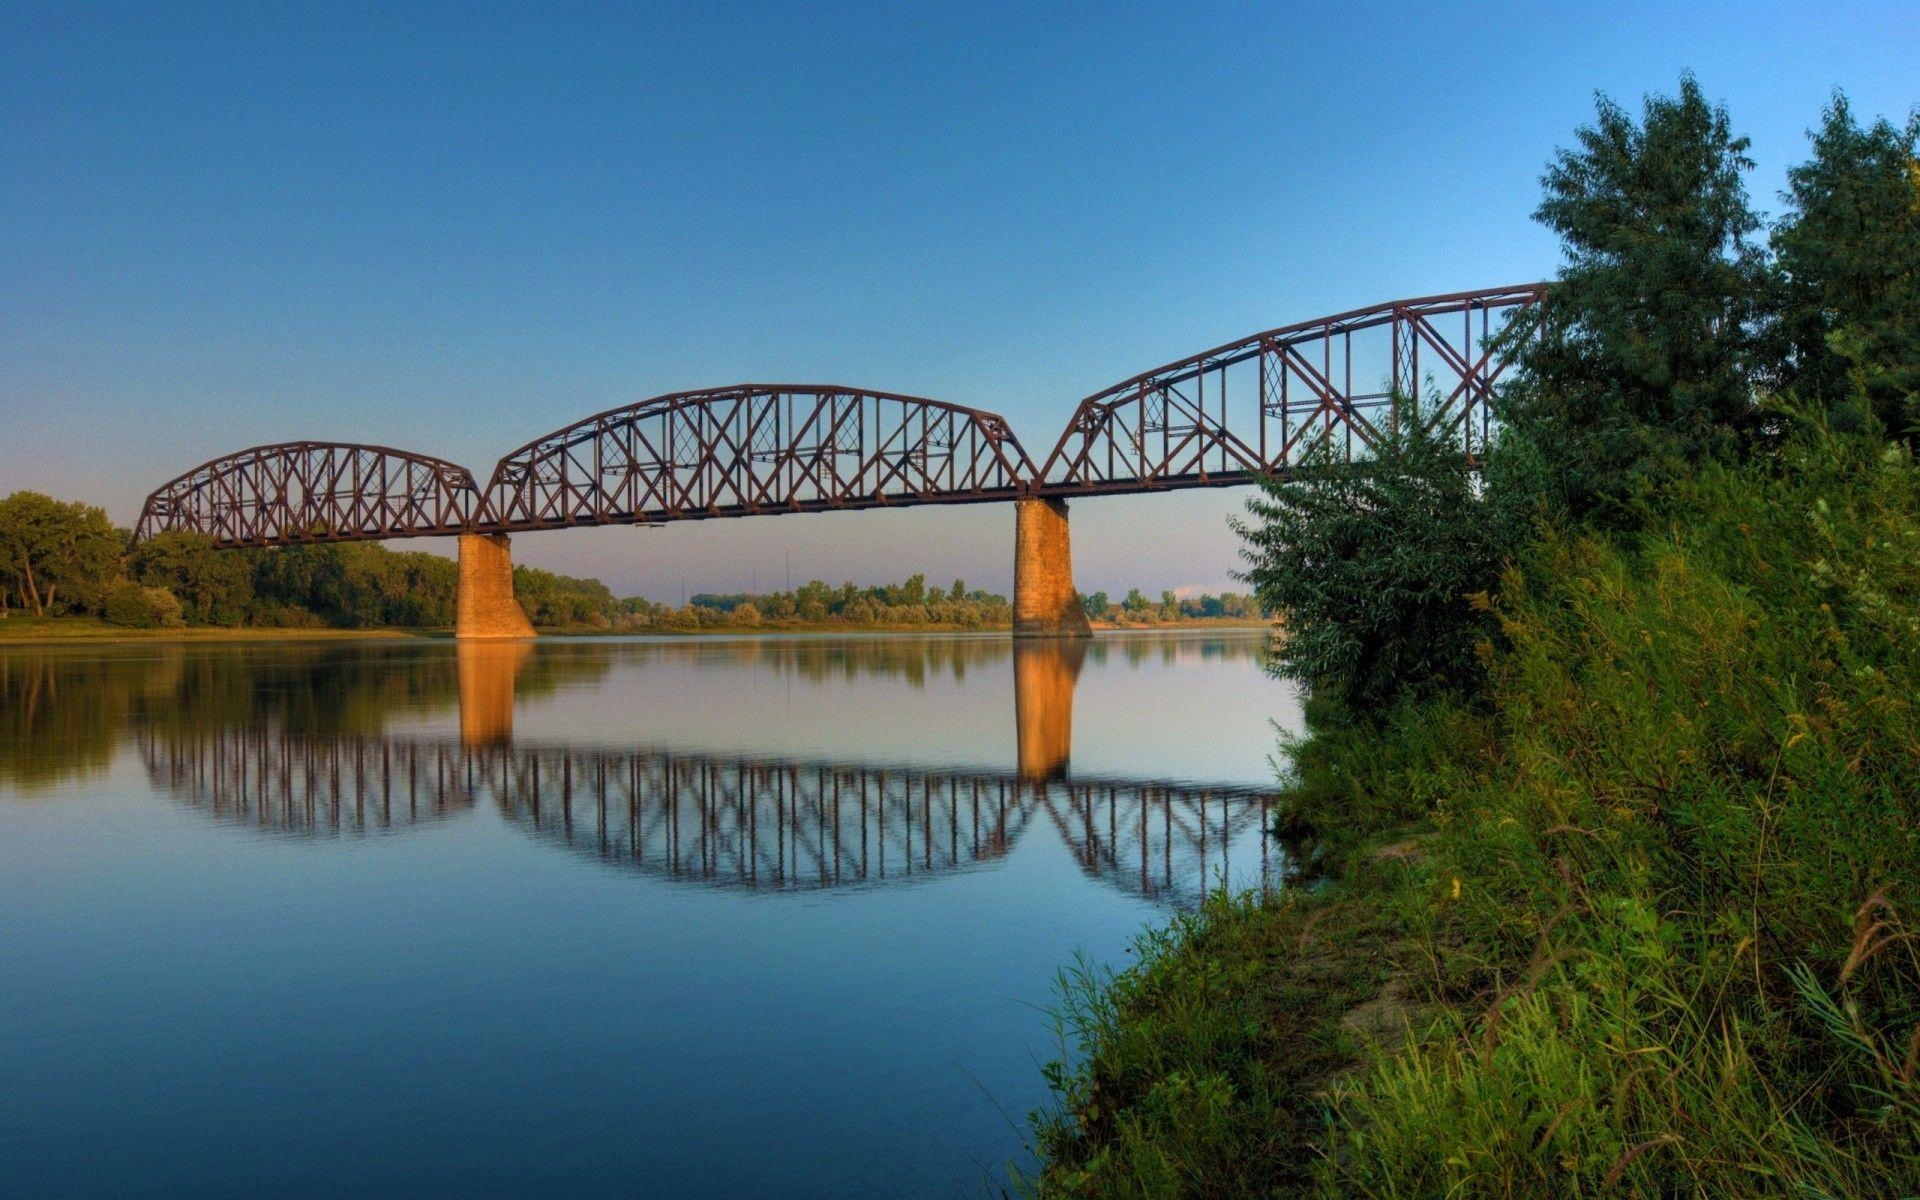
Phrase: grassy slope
[{"left": 1028, "top": 434, "right": 1920, "bottom": 1197}]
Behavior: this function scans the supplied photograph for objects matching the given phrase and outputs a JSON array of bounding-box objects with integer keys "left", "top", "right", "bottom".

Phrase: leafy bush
[
  {"left": 1234, "top": 397, "right": 1509, "bottom": 710},
  {"left": 102, "top": 582, "right": 185, "bottom": 629}
]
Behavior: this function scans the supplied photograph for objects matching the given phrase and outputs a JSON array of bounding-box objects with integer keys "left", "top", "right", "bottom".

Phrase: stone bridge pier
[
  {"left": 456, "top": 533, "right": 536, "bottom": 640},
  {"left": 1012, "top": 497, "right": 1092, "bottom": 639}
]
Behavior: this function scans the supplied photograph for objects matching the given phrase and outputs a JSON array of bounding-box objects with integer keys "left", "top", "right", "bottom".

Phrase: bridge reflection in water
[
  {"left": 133, "top": 637, "right": 1283, "bottom": 904},
  {"left": 138, "top": 727, "right": 477, "bottom": 833},
  {"left": 484, "top": 744, "right": 1275, "bottom": 903},
  {"left": 139, "top": 727, "right": 1277, "bottom": 904}
]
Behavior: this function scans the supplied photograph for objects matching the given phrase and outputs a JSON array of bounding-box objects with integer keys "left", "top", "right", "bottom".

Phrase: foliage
[
  {"left": 1233, "top": 396, "right": 1508, "bottom": 710},
  {"left": 1036, "top": 421, "right": 1920, "bottom": 1200},
  {"left": 249, "top": 542, "right": 462, "bottom": 628},
  {"left": 1772, "top": 94, "right": 1920, "bottom": 437},
  {"left": 102, "top": 582, "right": 185, "bottom": 628},
  {"left": 1320, "top": 423, "right": 1920, "bottom": 1196},
  {"left": 128, "top": 530, "right": 255, "bottom": 625},
  {"left": 1034, "top": 80, "right": 1920, "bottom": 1200},
  {"left": 1267, "top": 692, "right": 1491, "bottom": 870},
  {"left": 631, "top": 574, "right": 1015, "bottom": 631},
  {"left": 1499, "top": 75, "right": 1769, "bottom": 529},
  {"left": 513, "top": 564, "right": 616, "bottom": 628},
  {"left": 0, "top": 491, "right": 123, "bottom": 616}
]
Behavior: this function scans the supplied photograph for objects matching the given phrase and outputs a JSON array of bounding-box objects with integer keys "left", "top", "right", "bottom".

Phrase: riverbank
[
  {"left": 0, "top": 614, "right": 1273, "bottom": 644},
  {"left": 0, "top": 617, "right": 433, "bottom": 644},
  {"left": 1027, "top": 433, "right": 1920, "bottom": 1196}
]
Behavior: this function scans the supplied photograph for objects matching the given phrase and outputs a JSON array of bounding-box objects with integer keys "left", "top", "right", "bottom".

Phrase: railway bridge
[{"left": 132, "top": 285, "right": 1544, "bottom": 638}]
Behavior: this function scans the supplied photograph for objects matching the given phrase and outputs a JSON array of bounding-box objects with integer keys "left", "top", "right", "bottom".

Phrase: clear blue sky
[{"left": 2, "top": 2, "right": 1914, "bottom": 599}]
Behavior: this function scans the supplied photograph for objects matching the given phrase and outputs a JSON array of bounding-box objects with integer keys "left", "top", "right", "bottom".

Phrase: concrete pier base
[
  {"left": 455, "top": 533, "right": 536, "bottom": 640},
  {"left": 1014, "top": 638, "right": 1088, "bottom": 782},
  {"left": 1012, "top": 497, "right": 1092, "bottom": 639}
]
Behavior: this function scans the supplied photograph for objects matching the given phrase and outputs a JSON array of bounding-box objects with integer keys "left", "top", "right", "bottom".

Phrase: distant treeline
[
  {"left": 0, "top": 505, "right": 1263, "bottom": 632},
  {"left": 643, "top": 578, "right": 1263, "bottom": 630},
  {"left": 0, "top": 514, "right": 615, "bottom": 630}
]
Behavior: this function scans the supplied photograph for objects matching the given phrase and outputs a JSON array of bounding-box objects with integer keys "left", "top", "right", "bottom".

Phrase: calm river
[{"left": 0, "top": 631, "right": 1299, "bottom": 1198}]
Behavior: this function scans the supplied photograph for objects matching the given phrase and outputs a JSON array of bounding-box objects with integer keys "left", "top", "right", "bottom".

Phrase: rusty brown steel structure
[
  {"left": 1035, "top": 283, "right": 1548, "bottom": 493},
  {"left": 479, "top": 384, "right": 1036, "bottom": 532},
  {"left": 133, "top": 441, "right": 481, "bottom": 547},
  {"left": 130, "top": 284, "right": 1548, "bottom": 548}
]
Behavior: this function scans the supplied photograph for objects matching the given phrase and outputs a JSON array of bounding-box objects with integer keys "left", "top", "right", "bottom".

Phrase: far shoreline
[{"left": 0, "top": 614, "right": 1274, "bottom": 646}]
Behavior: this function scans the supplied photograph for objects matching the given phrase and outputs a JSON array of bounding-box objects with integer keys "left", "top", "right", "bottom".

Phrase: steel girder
[
  {"left": 480, "top": 384, "right": 1037, "bottom": 531},
  {"left": 132, "top": 441, "right": 480, "bottom": 548},
  {"left": 1035, "top": 283, "right": 1548, "bottom": 493}
]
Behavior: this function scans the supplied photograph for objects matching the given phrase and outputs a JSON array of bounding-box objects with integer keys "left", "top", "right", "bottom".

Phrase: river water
[{"left": 0, "top": 631, "right": 1299, "bottom": 1198}]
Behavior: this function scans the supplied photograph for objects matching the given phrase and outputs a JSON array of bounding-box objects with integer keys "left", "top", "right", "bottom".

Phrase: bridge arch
[
  {"left": 480, "top": 385, "right": 1038, "bottom": 531},
  {"left": 133, "top": 441, "right": 482, "bottom": 547},
  {"left": 1036, "top": 283, "right": 1548, "bottom": 493}
]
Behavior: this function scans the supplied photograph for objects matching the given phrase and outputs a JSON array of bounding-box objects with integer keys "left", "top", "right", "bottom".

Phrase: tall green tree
[
  {"left": 1771, "top": 95, "right": 1920, "bottom": 435},
  {"left": 0, "top": 491, "right": 123, "bottom": 615},
  {"left": 1499, "top": 75, "right": 1769, "bottom": 529}
]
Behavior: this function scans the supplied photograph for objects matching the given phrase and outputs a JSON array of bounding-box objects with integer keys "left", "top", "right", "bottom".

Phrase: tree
[
  {"left": 1082, "top": 590, "right": 1110, "bottom": 618},
  {"left": 0, "top": 491, "right": 123, "bottom": 615},
  {"left": 1771, "top": 94, "right": 1920, "bottom": 436},
  {"left": 1499, "top": 75, "right": 1769, "bottom": 529},
  {"left": 1123, "top": 588, "right": 1150, "bottom": 613},
  {"left": 129, "top": 530, "right": 255, "bottom": 625},
  {"left": 1233, "top": 398, "right": 1508, "bottom": 710}
]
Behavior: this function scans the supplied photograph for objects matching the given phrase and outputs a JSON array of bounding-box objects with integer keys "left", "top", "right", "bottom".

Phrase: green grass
[
  {"left": 1026, "top": 429, "right": 1920, "bottom": 1197},
  {"left": 0, "top": 615, "right": 432, "bottom": 643},
  {"left": 1021, "top": 880, "right": 1418, "bottom": 1199}
]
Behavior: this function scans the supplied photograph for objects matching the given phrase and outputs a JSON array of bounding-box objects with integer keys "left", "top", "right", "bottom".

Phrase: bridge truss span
[
  {"left": 481, "top": 385, "right": 1038, "bottom": 532},
  {"left": 1037, "top": 283, "right": 1548, "bottom": 494},
  {"left": 133, "top": 441, "right": 482, "bottom": 548}
]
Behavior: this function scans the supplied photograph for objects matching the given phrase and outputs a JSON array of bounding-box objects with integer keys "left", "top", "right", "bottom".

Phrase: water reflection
[
  {"left": 2, "top": 629, "right": 1295, "bottom": 1198},
  {"left": 134, "top": 724, "right": 1278, "bottom": 903},
  {"left": 484, "top": 743, "right": 1275, "bottom": 903},
  {"left": 8, "top": 632, "right": 1287, "bottom": 903}
]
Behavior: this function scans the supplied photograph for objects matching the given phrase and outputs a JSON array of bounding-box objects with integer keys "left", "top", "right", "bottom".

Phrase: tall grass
[
  {"left": 1326, "top": 426, "right": 1920, "bottom": 1196},
  {"left": 1028, "top": 425, "right": 1920, "bottom": 1197}
]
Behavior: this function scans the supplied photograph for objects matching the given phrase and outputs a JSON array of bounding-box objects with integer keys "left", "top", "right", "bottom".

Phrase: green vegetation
[
  {"left": 1231, "top": 397, "right": 1509, "bottom": 711},
  {"left": 617, "top": 574, "right": 1015, "bottom": 631},
  {"left": 618, "top": 576, "right": 1261, "bottom": 632},
  {"left": 1029, "top": 77, "right": 1920, "bottom": 1197},
  {"left": 0, "top": 503, "right": 1263, "bottom": 637},
  {"left": 1085, "top": 587, "right": 1262, "bottom": 626}
]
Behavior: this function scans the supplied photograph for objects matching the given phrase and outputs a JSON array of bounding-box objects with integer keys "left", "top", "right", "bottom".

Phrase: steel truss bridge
[
  {"left": 133, "top": 285, "right": 1545, "bottom": 547},
  {"left": 137, "top": 725, "right": 1283, "bottom": 906}
]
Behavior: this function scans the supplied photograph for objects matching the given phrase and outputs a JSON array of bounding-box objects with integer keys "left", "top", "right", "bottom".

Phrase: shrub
[
  {"left": 103, "top": 583, "right": 186, "bottom": 629},
  {"left": 1234, "top": 396, "right": 1509, "bottom": 710}
]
